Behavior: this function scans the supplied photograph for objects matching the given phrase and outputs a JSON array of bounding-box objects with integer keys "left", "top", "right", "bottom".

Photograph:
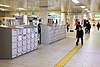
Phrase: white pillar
[
  {"left": 39, "top": 0, "right": 48, "bottom": 25},
  {"left": 68, "top": 0, "right": 74, "bottom": 32},
  {"left": 61, "top": 12, "right": 67, "bottom": 25},
  {"left": 70, "top": 14, "right": 75, "bottom": 32},
  {"left": 61, "top": 0, "right": 67, "bottom": 25},
  {"left": 80, "top": 14, "right": 84, "bottom": 25},
  {"left": 23, "top": 15, "right": 28, "bottom": 25},
  {"left": 39, "top": 7, "right": 48, "bottom": 25},
  {"left": 90, "top": 0, "right": 99, "bottom": 20}
]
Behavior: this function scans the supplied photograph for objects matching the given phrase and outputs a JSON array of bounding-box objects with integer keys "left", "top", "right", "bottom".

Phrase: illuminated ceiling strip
[
  {"left": 87, "top": 10, "right": 90, "bottom": 12},
  {"left": 72, "top": 0, "right": 80, "bottom": 4},
  {"left": 84, "top": 9, "right": 88, "bottom": 11},
  {"left": 0, "top": 4, "right": 10, "bottom": 7},
  {"left": 0, "top": 8, "right": 7, "bottom": 11},
  {"left": 80, "top": 6, "right": 85, "bottom": 8},
  {"left": 17, "top": 8, "right": 26, "bottom": 10}
]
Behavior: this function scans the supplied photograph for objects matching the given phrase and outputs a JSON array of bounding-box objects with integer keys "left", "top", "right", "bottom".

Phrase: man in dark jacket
[
  {"left": 97, "top": 22, "right": 100, "bottom": 30},
  {"left": 75, "top": 22, "right": 82, "bottom": 30},
  {"left": 76, "top": 27, "right": 84, "bottom": 46},
  {"left": 86, "top": 22, "right": 91, "bottom": 34}
]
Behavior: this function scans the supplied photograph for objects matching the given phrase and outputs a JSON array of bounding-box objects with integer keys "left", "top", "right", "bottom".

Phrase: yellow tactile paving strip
[
  {"left": 54, "top": 44, "right": 82, "bottom": 67},
  {"left": 54, "top": 30, "right": 96, "bottom": 67}
]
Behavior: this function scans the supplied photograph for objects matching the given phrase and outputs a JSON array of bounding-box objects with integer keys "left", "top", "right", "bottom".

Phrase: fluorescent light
[
  {"left": 84, "top": 9, "right": 88, "bottom": 11},
  {"left": 72, "top": 0, "right": 80, "bottom": 4},
  {"left": 17, "top": 8, "right": 26, "bottom": 10},
  {"left": 80, "top": 6, "right": 85, "bottom": 8},
  {"left": 87, "top": 10, "right": 90, "bottom": 12},
  {"left": 0, "top": 8, "right": 7, "bottom": 11},
  {"left": 0, "top": 4, "right": 10, "bottom": 7}
]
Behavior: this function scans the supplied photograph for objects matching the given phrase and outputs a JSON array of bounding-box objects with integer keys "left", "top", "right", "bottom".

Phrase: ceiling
[{"left": 0, "top": 0, "right": 99, "bottom": 14}]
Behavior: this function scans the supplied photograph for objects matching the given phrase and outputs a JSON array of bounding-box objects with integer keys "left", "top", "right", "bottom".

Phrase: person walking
[
  {"left": 86, "top": 22, "right": 91, "bottom": 34},
  {"left": 85, "top": 22, "right": 88, "bottom": 34},
  {"left": 38, "top": 23, "right": 41, "bottom": 44},
  {"left": 75, "top": 22, "right": 82, "bottom": 30},
  {"left": 67, "top": 23, "right": 69, "bottom": 32},
  {"left": 76, "top": 27, "right": 84, "bottom": 46},
  {"left": 97, "top": 22, "right": 100, "bottom": 30}
]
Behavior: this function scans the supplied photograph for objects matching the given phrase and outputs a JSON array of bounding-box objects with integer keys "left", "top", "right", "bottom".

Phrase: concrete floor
[{"left": 0, "top": 27, "right": 100, "bottom": 67}]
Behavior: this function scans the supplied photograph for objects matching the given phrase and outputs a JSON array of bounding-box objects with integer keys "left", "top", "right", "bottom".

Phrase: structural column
[
  {"left": 68, "top": 0, "right": 74, "bottom": 32},
  {"left": 70, "top": 14, "right": 74, "bottom": 32},
  {"left": 61, "top": 13, "right": 67, "bottom": 25},
  {"left": 23, "top": 14, "right": 28, "bottom": 25},
  {"left": 39, "top": 0, "right": 48, "bottom": 25},
  {"left": 61, "top": 0, "right": 67, "bottom": 25},
  {"left": 80, "top": 14, "right": 84, "bottom": 25},
  {"left": 90, "top": 0, "right": 99, "bottom": 21}
]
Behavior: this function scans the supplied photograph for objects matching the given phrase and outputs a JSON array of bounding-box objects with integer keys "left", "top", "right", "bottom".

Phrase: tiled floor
[
  {"left": 65, "top": 29, "right": 100, "bottom": 67},
  {"left": 0, "top": 27, "right": 100, "bottom": 67}
]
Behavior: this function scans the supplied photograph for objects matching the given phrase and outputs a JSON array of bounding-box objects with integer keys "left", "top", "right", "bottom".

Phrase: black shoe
[
  {"left": 81, "top": 45, "right": 83, "bottom": 46},
  {"left": 76, "top": 45, "right": 78, "bottom": 46},
  {"left": 81, "top": 43, "right": 83, "bottom": 45},
  {"left": 76, "top": 42, "right": 78, "bottom": 46}
]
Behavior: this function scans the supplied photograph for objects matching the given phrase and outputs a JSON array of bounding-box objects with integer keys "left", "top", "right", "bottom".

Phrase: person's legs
[
  {"left": 85, "top": 28, "right": 88, "bottom": 34},
  {"left": 67, "top": 28, "right": 69, "bottom": 32},
  {"left": 76, "top": 38, "right": 79, "bottom": 46},
  {"left": 81, "top": 37, "right": 83, "bottom": 45},
  {"left": 88, "top": 29, "right": 90, "bottom": 34},
  {"left": 98, "top": 27, "right": 99, "bottom": 30},
  {"left": 85, "top": 28, "right": 86, "bottom": 33}
]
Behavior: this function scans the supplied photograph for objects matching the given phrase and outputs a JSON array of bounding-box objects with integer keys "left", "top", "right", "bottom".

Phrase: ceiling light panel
[
  {"left": 87, "top": 10, "right": 90, "bottom": 12},
  {"left": 84, "top": 9, "right": 88, "bottom": 10},
  {"left": 17, "top": 8, "right": 26, "bottom": 10},
  {"left": 80, "top": 6, "right": 85, "bottom": 8},
  {"left": 0, "top": 8, "right": 7, "bottom": 11},
  {"left": 72, "top": 0, "right": 80, "bottom": 4},
  {"left": 0, "top": 4, "right": 10, "bottom": 7}
]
